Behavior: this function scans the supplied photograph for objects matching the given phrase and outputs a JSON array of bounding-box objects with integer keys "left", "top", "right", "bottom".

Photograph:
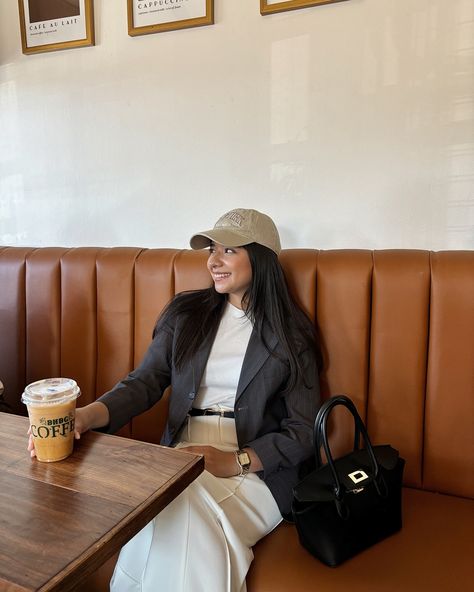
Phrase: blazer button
[{"left": 188, "top": 391, "right": 195, "bottom": 400}]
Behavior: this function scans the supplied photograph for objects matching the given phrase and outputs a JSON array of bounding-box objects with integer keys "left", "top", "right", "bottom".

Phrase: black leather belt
[{"left": 189, "top": 408, "right": 235, "bottom": 419}]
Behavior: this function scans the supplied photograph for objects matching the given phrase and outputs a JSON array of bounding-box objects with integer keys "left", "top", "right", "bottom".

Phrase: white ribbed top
[{"left": 193, "top": 302, "right": 253, "bottom": 410}]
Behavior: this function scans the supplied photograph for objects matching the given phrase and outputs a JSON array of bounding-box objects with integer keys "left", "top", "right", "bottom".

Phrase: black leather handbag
[{"left": 292, "top": 395, "right": 405, "bottom": 567}]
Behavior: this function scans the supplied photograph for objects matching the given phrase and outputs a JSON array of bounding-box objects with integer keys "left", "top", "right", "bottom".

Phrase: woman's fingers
[{"left": 27, "top": 433, "right": 36, "bottom": 458}]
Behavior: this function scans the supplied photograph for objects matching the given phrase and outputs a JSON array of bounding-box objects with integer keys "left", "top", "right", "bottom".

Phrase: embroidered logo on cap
[{"left": 221, "top": 211, "right": 244, "bottom": 227}]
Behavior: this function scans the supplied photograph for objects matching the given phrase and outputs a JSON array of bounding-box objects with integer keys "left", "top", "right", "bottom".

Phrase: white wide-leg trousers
[{"left": 110, "top": 416, "right": 282, "bottom": 592}]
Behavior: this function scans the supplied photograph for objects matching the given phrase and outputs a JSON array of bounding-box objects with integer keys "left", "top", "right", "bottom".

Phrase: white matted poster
[
  {"left": 127, "top": 0, "right": 214, "bottom": 36},
  {"left": 18, "top": 0, "right": 94, "bottom": 55},
  {"left": 260, "top": 0, "right": 348, "bottom": 16}
]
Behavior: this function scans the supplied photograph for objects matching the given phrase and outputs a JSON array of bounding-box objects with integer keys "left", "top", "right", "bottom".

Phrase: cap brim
[{"left": 190, "top": 229, "right": 253, "bottom": 250}]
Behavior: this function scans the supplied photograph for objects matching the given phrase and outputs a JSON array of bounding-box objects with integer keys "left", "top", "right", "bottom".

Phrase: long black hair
[{"left": 157, "top": 243, "right": 322, "bottom": 392}]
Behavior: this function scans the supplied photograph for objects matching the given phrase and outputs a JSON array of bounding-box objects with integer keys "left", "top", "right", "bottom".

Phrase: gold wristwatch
[{"left": 235, "top": 449, "right": 251, "bottom": 476}]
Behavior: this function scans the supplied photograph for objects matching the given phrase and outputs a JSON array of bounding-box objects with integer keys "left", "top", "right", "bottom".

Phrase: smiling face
[{"left": 207, "top": 242, "right": 253, "bottom": 309}]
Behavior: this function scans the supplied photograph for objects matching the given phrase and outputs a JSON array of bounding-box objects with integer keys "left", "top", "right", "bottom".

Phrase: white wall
[{"left": 1, "top": 0, "right": 473, "bottom": 250}]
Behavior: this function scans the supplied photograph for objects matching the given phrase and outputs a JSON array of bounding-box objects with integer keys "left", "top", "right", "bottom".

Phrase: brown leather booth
[{"left": 1, "top": 246, "right": 473, "bottom": 591}]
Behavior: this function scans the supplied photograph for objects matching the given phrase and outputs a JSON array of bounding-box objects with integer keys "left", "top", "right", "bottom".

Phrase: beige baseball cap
[{"left": 190, "top": 208, "right": 281, "bottom": 255}]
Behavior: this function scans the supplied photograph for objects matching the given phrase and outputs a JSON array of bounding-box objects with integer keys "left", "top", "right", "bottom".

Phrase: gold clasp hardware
[{"left": 348, "top": 470, "right": 369, "bottom": 484}]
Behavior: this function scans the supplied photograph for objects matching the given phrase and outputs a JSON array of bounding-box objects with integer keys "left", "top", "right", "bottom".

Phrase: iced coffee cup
[{"left": 22, "top": 378, "right": 81, "bottom": 462}]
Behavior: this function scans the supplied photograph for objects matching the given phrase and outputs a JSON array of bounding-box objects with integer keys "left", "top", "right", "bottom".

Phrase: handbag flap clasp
[{"left": 348, "top": 470, "right": 369, "bottom": 484}]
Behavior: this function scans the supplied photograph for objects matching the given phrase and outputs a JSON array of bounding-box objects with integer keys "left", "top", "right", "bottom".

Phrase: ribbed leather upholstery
[
  {"left": 0, "top": 246, "right": 34, "bottom": 415},
  {"left": 316, "top": 250, "right": 373, "bottom": 461},
  {"left": 25, "top": 248, "right": 69, "bottom": 388},
  {"left": 0, "top": 246, "right": 472, "bottom": 591},
  {"left": 367, "top": 250, "right": 430, "bottom": 488},
  {"left": 131, "top": 248, "right": 179, "bottom": 443},
  {"left": 60, "top": 247, "right": 103, "bottom": 408},
  {"left": 424, "top": 251, "right": 474, "bottom": 497}
]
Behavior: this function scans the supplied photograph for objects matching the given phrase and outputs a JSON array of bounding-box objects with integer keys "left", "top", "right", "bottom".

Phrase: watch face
[{"left": 238, "top": 452, "right": 251, "bottom": 467}]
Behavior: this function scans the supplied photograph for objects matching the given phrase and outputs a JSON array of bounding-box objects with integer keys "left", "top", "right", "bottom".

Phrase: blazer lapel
[{"left": 235, "top": 324, "right": 278, "bottom": 403}]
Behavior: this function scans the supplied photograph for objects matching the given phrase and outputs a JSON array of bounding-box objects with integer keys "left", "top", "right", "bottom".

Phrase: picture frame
[
  {"left": 18, "top": 0, "right": 95, "bottom": 55},
  {"left": 127, "top": 0, "right": 214, "bottom": 37},
  {"left": 260, "top": 0, "right": 347, "bottom": 16}
]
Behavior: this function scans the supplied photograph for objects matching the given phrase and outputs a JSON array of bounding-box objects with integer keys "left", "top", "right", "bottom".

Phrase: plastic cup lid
[{"left": 21, "top": 378, "right": 81, "bottom": 406}]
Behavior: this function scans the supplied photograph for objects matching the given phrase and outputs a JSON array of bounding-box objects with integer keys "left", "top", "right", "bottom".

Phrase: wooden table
[{"left": 0, "top": 413, "right": 203, "bottom": 592}]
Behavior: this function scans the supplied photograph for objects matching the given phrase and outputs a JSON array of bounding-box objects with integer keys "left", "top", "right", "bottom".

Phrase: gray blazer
[{"left": 98, "top": 300, "right": 320, "bottom": 516}]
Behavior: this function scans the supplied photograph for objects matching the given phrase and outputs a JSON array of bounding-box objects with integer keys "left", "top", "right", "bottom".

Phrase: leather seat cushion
[{"left": 247, "top": 487, "right": 474, "bottom": 592}]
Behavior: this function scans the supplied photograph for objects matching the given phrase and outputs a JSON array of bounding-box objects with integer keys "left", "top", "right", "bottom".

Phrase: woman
[{"left": 29, "top": 208, "right": 321, "bottom": 592}]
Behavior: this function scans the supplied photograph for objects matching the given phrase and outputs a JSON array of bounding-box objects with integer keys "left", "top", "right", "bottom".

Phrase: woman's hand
[
  {"left": 182, "top": 445, "right": 241, "bottom": 478},
  {"left": 182, "top": 445, "right": 263, "bottom": 477},
  {"left": 27, "top": 402, "right": 110, "bottom": 459}
]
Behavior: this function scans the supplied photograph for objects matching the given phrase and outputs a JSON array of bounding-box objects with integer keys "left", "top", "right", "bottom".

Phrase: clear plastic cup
[{"left": 22, "top": 378, "right": 81, "bottom": 462}]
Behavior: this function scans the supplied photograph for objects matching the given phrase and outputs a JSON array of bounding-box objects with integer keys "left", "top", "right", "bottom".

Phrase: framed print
[
  {"left": 18, "top": 0, "right": 94, "bottom": 55},
  {"left": 261, "top": 0, "right": 348, "bottom": 16},
  {"left": 128, "top": 0, "right": 214, "bottom": 36}
]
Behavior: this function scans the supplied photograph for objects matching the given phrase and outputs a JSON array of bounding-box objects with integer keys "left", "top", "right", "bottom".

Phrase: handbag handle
[
  {"left": 314, "top": 402, "right": 361, "bottom": 467},
  {"left": 313, "top": 395, "right": 381, "bottom": 500}
]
